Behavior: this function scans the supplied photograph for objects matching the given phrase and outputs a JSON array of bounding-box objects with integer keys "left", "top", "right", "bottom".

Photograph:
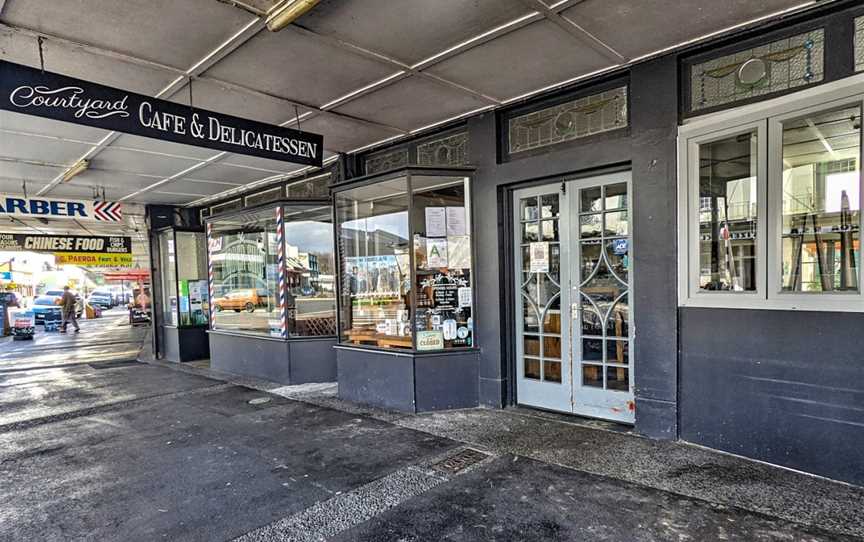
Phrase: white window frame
[{"left": 678, "top": 72, "right": 864, "bottom": 312}]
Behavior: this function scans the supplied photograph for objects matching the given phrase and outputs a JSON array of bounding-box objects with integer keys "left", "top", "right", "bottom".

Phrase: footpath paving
[{"left": 0, "top": 320, "right": 861, "bottom": 541}]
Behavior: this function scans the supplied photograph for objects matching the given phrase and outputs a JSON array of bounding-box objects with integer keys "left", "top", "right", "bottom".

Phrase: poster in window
[
  {"left": 529, "top": 242, "right": 549, "bottom": 273},
  {"left": 447, "top": 235, "right": 471, "bottom": 269},
  {"left": 417, "top": 330, "right": 444, "bottom": 351},
  {"left": 446, "top": 207, "right": 467, "bottom": 236},
  {"left": 425, "top": 207, "right": 447, "bottom": 237},
  {"left": 427, "top": 238, "right": 448, "bottom": 268}
]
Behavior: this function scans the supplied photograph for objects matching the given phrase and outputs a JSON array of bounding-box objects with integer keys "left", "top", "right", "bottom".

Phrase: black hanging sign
[
  {"left": 0, "top": 60, "right": 323, "bottom": 167},
  {"left": 0, "top": 233, "right": 132, "bottom": 254}
]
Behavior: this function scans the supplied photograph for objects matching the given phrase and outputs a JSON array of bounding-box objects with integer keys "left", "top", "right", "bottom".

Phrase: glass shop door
[{"left": 514, "top": 172, "right": 634, "bottom": 423}]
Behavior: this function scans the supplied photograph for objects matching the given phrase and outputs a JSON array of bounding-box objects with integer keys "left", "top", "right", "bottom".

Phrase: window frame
[{"left": 678, "top": 72, "right": 864, "bottom": 312}]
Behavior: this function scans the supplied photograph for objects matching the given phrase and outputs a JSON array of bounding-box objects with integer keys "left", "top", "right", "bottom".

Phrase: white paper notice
[
  {"left": 458, "top": 286, "right": 472, "bottom": 308},
  {"left": 529, "top": 242, "right": 549, "bottom": 273},
  {"left": 427, "top": 238, "right": 448, "bottom": 268},
  {"left": 446, "top": 206, "right": 467, "bottom": 236},
  {"left": 447, "top": 235, "right": 471, "bottom": 269},
  {"left": 425, "top": 207, "right": 446, "bottom": 237}
]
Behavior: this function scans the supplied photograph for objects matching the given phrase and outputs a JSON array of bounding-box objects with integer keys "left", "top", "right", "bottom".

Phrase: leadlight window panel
[
  {"left": 365, "top": 148, "right": 409, "bottom": 175},
  {"left": 286, "top": 173, "right": 330, "bottom": 199},
  {"left": 855, "top": 16, "right": 864, "bottom": 73},
  {"left": 417, "top": 132, "right": 469, "bottom": 166},
  {"left": 690, "top": 29, "right": 824, "bottom": 113},
  {"left": 211, "top": 198, "right": 242, "bottom": 215},
  {"left": 508, "top": 86, "right": 628, "bottom": 154},
  {"left": 245, "top": 186, "right": 283, "bottom": 207}
]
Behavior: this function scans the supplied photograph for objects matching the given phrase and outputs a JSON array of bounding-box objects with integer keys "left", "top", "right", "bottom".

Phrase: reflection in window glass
[
  {"left": 698, "top": 131, "right": 758, "bottom": 291},
  {"left": 336, "top": 178, "right": 412, "bottom": 349},
  {"left": 781, "top": 106, "right": 860, "bottom": 293},
  {"left": 175, "top": 232, "right": 209, "bottom": 327},
  {"left": 158, "top": 231, "right": 178, "bottom": 325},
  {"left": 412, "top": 176, "right": 474, "bottom": 351},
  {"left": 282, "top": 206, "right": 337, "bottom": 336},
  {"left": 209, "top": 208, "right": 280, "bottom": 336}
]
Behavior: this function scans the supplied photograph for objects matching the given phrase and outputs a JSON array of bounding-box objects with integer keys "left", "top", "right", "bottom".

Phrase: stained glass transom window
[
  {"left": 417, "top": 132, "right": 469, "bottom": 167},
  {"left": 855, "top": 16, "right": 864, "bottom": 73},
  {"left": 508, "top": 86, "right": 627, "bottom": 154},
  {"left": 690, "top": 29, "right": 824, "bottom": 112},
  {"left": 245, "top": 186, "right": 283, "bottom": 207},
  {"left": 364, "top": 148, "right": 409, "bottom": 175}
]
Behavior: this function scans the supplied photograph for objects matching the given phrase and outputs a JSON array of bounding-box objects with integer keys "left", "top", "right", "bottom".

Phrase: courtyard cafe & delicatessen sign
[
  {"left": 0, "top": 60, "right": 323, "bottom": 167},
  {"left": 0, "top": 233, "right": 133, "bottom": 267}
]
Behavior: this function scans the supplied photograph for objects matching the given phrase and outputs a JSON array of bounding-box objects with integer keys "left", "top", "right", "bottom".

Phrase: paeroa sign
[
  {"left": 0, "top": 60, "right": 323, "bottom": 167},
  {"left": 0, "top": 195, "right": 122, "bottom": 222}
]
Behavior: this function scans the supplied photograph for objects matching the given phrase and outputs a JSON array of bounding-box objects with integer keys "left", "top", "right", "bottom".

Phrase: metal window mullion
[{"left": 407, "top": 173, "right": 417, "bottom": 351}]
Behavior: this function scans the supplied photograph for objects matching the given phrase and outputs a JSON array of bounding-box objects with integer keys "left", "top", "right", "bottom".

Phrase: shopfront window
[
  {"left": 208, "top": 208, "right": 280, "bottom": 336},
  {"left": 679, "top": 86, "right": 864, "bottom": 311},
  {"left": 336, "top": 170, "right": 474, "bottom": 351},
  {"left": 158, "top": 230, "right": 177, "bottom": 325},
  {"left": 282, "top": 205, "right": 337, "bottom": 336},
  {"left": 780, "top": 105, "right": 860, "bottom": 292},
  {"left": 175, "top": 232, "right": 209, "bottom": 326},
  {"left": 697, "top": 130, "right": 759, "bottom": 292}
]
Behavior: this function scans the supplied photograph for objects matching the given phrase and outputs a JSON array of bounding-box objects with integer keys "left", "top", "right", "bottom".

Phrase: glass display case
[
  {"left": 158, "top": 229, "right": 209, "bottom": 328},
  {"left": 335, "top": 168, "right": 475, "bottom": 352},
  {"left": 206, "top": 202, "right": 336, "bottom": 339}
]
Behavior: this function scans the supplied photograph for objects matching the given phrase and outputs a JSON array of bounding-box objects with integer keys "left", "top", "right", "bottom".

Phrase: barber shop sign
[{"left": 0, "top": 195, "right": 122, "bottom": 222}]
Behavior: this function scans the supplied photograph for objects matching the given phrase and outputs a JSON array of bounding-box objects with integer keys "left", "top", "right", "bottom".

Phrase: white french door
[{"left": 514, "top": 172, "right": 634, "bottom": 423}]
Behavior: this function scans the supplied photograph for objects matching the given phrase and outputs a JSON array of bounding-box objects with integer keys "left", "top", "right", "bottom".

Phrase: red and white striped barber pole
[
  {"left": 276, "top": 206, "right": 287, "bottom": 339},
  {"left": 206, "top": 222, "right": 215, "bottom": 326}
]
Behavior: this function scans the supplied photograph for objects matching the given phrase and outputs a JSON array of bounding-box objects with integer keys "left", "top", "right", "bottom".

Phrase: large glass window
[
  {"left": 175, "top": 232, "right": 209, "bottom": 327},
  {"left": 780, "top": 105, "right": 860, "bottom": 293},
  {"left": 335, "top": 171, "right": 474, "bottom": 351},
  {"left": 680, "top": 87, "right": 864, "bottom": 311},
  {"left": 282, "top": 205, "right": 337, "bottom": 336},
  {"left": 158, "top": 230, "right": 178, "bottom": 325},
  {"left": 697, "top": 130, "right": 759, "bottom": 292},
  {"left": 207, "top": 204, "right": 336, "bottom": 338},
  {"left": 208, "top": 208, "right": 280, "bottom": 336}
]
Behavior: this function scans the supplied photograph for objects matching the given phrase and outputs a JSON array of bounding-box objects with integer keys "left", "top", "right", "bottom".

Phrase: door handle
[{"left": 571, "top": 303, "right": 580, "bottom": 318}]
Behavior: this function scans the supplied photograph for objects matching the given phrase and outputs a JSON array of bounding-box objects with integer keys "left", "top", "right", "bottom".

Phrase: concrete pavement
[{"left": 1, "top": 317, "right": 862, "bottom": 541}]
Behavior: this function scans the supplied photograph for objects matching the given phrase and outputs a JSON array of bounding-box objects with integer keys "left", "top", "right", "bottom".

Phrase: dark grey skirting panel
[
  {"left": 209, "top": 332, "right": 336, "bottom": 385},
  {"left": 162, "top": 326, "right": 209, "bottom": 363}
]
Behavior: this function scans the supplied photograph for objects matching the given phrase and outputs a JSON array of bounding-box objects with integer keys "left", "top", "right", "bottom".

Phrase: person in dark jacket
[{"left": 60, "top": 286, "right": 80, "bottom": 333}]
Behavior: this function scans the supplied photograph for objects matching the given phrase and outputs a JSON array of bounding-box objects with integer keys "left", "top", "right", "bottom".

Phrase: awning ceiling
[{"left": 0, "top": 0, "right": 822, "bottom": 211}]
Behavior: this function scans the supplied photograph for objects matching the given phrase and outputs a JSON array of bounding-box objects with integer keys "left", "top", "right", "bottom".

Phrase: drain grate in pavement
[
  {"left": 88, "top": 359, "right": 142, "bottom": 370},
  {"left": 431, "top": 448, "right": 489, "bottom": 475}
]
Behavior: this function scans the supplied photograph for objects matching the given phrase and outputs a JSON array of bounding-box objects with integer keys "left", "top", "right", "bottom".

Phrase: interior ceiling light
[
  {"left": 266, "top": 0, "right": 319, "bottom": 32},
  {"left": 61, "top": 159, "right": 89, "bottom": 183}
]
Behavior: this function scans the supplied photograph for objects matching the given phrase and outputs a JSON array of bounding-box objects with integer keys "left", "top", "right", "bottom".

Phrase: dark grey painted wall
[
  {"left": 466, "top": 56, "right": 679, "bottom": 439},
  {"left": 210, "top": 332, "right": 337, "bottom": 384},
  {"left": 680, "top": 307, "right": 864, "bottom": 486},
  {"left": 161, "top": 326, "right": 209, "bottom": 363}
]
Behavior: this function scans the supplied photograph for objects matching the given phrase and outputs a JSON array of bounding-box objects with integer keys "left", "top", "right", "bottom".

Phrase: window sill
[
  {"left": 680, "top": 298, "right": 864, "bottom": 313},
  {"left": 207, "top": 329, "right": 336, "bottom": 341},
  {"left": 335, "top": 343, "right": 480, "bottom": 357}
]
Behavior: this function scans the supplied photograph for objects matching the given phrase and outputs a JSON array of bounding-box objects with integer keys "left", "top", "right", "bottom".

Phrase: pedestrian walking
[{"left": 60, "top": 286, "right": 80, "bottom": 334}]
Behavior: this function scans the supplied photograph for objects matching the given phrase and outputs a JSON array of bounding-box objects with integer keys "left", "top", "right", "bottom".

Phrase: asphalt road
[{"left": 0, "top": 316, "right": 861, "bottom": 541}]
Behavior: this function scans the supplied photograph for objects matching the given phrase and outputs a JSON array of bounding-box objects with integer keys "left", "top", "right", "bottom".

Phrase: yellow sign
[{"left": 54, "top": 252, "right": 133, "bottom": 267}]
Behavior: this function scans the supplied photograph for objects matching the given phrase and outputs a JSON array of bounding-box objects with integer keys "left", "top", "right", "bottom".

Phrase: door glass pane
[
  {"left": 605, "top": 183, "right": 628, "bottom": 210},
  {"left": 524, "top": 335, "right": 541, "bottom": 356},
  {"left": 521, "top": 197, "right": 539, "bottom": 221},
  {"left": 606, "top": 295, "right": 629, "bottom": 338},
  {"left": 698, "top": 130, "right": 758, "bottom": 292},
  {"left": 781, "top": 105, "right": 861, "bottom": 293},
  {"left": 522, "top": 300, "right": 539, "bottom": 332},
  {"left": 580, "top": 214, "right": 602, "bottom": 238},
  {"left": 606, "top": 339, "right": 629, "bottom": 365},
  {"left": 544, "top": 361, "right": 562, "bottom": 383},
  {"left": 543, "top": 296, "right": 561, "bottom": 333},
  {"left": 604, "top": 211, "right": 628, "bottom": 236},
  {"left": 544, "top": 336, "right": 562, "bottom": 360},
  {"left": 525, "top": 358, "right": 541, "bottom": 379},
  {"left": 541, "top": 220, "right": 559, "bottom": 241},
  {"left": 541, "top": 194, "right": 560, "bottom": 218},
  {"left": 581, "top": 307, "right": 603, "bottom": 336},
  {"left": 606, "top": 366, "right": 629, "bottom": 391},
  {"left": 522, "top": 221, "right": 539, "bottom": 242},
  {"left": 581, "top": 187, "right": 602, "bottom": 212},
  {"left": 583, "top": 364, "right": 603, "bottom": 387},
  {"left": 582, "top": 338, "right": 603, "bottom": 361}
]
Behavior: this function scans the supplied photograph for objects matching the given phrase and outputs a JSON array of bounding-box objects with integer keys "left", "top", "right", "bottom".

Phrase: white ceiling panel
[
  {"left": 333, "top": 76, "right": 490, "bottom": 132},
  {"left": 46, "top": 182, "right": 118, "bottom": 200},
  {"left": 204, "top": 27, "right": 398, "bottom": 107},
  {"left": 298, "top": 0, "right": 534, "bottom": 65},
  {"left": 93, "top": 148, "right": 201, "bottom": 177},
  {"left": 563, "top": 0, "right": 807, "bottom": 60},
  {"left": 130, "top": 192, "right": 199, "bottom": 205},
  {"left": 0, "top": 161, "right": 64, "bottom": 183},
  {"left": 427, "top": 20, "right": 614, "bottom": 101},
  {"left": 161, "top": 179, "right": 242, "bottom": 197},
  {"left": 186, "top": 162, "right": 280, "bottom": 185},
  {"left": 0, "top": 131, "right": 94, "bottom": 165},
  {"left": 0, "top": 28, "right": 178, "bottom": 96},
  {"left": 298, "top": 114, "right": 402, "bottom": 153},
  {"left": 170, "top": 79, "right": 312, "bottom": 125},
  {"left": 111, "top": 134, "right": 218, "bottom": 161},
  {"left": 0, "top": 177, "right": 50, "bottom": 194},
  {"left": 0, "top": 111, "right": 108, "bottom": 144},
  {"left": 2, "top": 0, "right": 256, "bottom": 68},
  {"left": 221, "top": 153, "right": 311, "bottom": 173},
  {"left": 65, "top": 170, "right": 159, "bottom": 193}
]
